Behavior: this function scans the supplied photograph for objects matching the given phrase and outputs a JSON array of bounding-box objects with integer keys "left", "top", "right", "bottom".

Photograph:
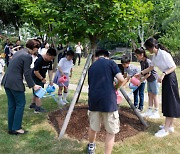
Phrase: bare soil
[{"left": 48, "top": 105, "right": 145, "bottom": 142}]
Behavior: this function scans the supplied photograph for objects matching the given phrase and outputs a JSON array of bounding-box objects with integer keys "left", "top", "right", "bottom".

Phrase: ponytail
[
  {"left": 157, "top": 43, "right": 170, "bottom": 53},
  {"left": 134, "top": 47, "right": 148, "bottom": 58}
]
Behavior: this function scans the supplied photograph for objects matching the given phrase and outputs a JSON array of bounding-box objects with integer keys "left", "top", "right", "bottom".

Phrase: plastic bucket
[
  {"left": 130, "top": 76, "right": 140, "bottom": 86},
  {"left": 35, "top": 88, "right": 46, "bottom": 98},
  {"left": 58, "top": 75, "right": 67, "bottom": 83},
  {"left": 46, "top": 85, "right": 55, "bottom": 93},
  {"left": 116, "top": 91, "right": 123, "bottom": 104}
]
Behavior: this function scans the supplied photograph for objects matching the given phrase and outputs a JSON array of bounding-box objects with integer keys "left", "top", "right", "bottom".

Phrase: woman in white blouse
[{"left": 136, "top": 37, "right": 180, "bottom": 138}]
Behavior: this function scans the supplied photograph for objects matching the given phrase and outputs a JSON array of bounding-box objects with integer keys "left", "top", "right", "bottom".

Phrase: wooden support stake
[
  {"left": 58, "top": 53, "right": 93, "bottom": 139},
  {"left": 119, "top": 87, "right": 148, "bottom": 128}
]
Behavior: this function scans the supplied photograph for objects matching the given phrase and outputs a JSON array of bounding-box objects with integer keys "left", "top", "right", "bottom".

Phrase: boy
[
  {"left": 121, "top": 55, "right": 145, "bottom": 111},
  {"left": 30, "top": 48, "right": 57, "bottom": 113},
  {"left": 87, "top": 49, "right": 124, "bottom": 154}
]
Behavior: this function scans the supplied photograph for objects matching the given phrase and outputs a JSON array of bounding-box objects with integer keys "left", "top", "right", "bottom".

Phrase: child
[
  {"left": 121, "top": 55, "right": 145, "bottom": 111},
  {"left": 87, "top": 49, "right": 124, "bottom": 154},
  {"left": 53, "top": 50, "right": 75, "bottom": 105},
  {"left": 0, "top": 53, "right": 5, "bottom": 89},
  {"left": 30, "top": 48, "right": 57, "bottom": 113},
  {"left": 136, "top": 37, "right": 180, "bottom": 138},
  {"left": 135, "top": 47, "right": 160, "bottom": 118}
]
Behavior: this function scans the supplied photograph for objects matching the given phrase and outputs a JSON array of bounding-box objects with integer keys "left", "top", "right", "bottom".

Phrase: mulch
[{"left": 48, "top": 105, "right": 145, "bottom": 142}]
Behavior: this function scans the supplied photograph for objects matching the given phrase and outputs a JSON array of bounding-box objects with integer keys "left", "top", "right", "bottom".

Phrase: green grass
[{"left": 0, "top": 58, "right": 180, "bottom": 154}]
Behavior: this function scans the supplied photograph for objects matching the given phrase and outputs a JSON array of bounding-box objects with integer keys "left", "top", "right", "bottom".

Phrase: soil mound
[{"left": 48, "top": 105, "right": 145, "bottom": 142}]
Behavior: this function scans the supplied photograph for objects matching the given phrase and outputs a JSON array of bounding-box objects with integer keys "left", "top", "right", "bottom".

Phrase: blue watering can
[
  {"left": 46, "top": 85, "right": 55, "bottom": 93},
  {"left": 35, "top": 87, "right": 47, "bottom": 98}
]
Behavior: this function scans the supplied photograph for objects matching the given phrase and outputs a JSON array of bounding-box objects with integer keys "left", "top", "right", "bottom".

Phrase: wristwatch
[{"left": 163, "top": 72, "right": 166, "bottom": 75}]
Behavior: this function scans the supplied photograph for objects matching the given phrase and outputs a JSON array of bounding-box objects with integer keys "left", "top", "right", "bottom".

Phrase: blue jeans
[
  {"left": 133, "top": 82, "right": 145, "bottom": 110},
  {"left": 5, "top": 88, "right": 26, "bottom": 131}
]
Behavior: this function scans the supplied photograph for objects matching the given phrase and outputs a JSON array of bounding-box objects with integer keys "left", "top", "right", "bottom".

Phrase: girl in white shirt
[
  {"left": 53, "top": 50, "right": 75, "bottom": 105},
  {"left": 136, "top": 38, "right": 180, "bottom": 138}
]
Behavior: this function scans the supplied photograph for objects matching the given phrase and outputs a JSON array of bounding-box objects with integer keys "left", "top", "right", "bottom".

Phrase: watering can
[
  {"left": 130, "top": 76, "right": 140, "bottom": 86},
  {"left": 129, "top": 83, "right": 138, "bottom": 90},
  {"left": 116, "top": 91, "right": 123, "bottom": 104},
  {"left": 46, "top": 85, "right": 55, "bottom": 93},
  {"left": 58, "top": 75, "right": 68, "bottom": 83},
  {"left": 35, "top": 87, "right": 47, "bottom": 98}
]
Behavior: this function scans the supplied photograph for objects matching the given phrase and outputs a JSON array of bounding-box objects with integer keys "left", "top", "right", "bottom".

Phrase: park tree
[
  {"left": 158, "top": 0, "right": 180, "bottom": 55},
  {"left": 46, "top": 0, "right": 154, "bottom": 51},
  {"left": 15, "top": 0, "right": 60, "bottom": 42},
  {"left": 0, "top": 0, "right": 23, "bottom": 37}
]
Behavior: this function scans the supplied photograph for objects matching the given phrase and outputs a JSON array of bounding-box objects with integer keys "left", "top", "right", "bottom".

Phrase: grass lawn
[{"left": 0, "top": 57, "right": 180, "bottom": 154}]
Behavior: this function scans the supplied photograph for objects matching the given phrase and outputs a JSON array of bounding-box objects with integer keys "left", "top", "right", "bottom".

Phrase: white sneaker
[
  {"left": 58, "top": 100, "right": 66, "bottom": 106},
  {"left": 149, "top": 111, "right": 160, "bottom": 119},
  {"left": 141, "top": 108, "right": 153, "bottom": 117},
  {"left": 63, "top": 99, "right": 69, "bottom": 104},
  {"left": 155, "top": 129, "right": 169, "bottom": 138},
  {"left": 159, "top": 125, "right": 175, "bottom": 133}
]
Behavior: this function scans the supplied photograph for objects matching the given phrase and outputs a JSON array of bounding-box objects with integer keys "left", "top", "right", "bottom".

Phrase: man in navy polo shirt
[{"left": 87, "top": 49, "right": 124, "bottom": 154}]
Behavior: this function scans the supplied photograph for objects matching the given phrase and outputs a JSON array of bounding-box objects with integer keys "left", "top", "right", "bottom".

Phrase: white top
[
  {"left": 151, "top": 48, "right": 176, "bottom": 72},
  {"left": 30, "top": 55, "right": 38, "bottom": 68},
  {"left": 40, "top": 48, "right": 48, "bottom": 56},
  {"left": 58, "top": 57, "right": 73, "bottom": 74},
  {"left": 0, "top": 58, "right": 5, "bottom": 73},
  {"left": 75, "top": 45, "right": 83, "bottom": 53}
]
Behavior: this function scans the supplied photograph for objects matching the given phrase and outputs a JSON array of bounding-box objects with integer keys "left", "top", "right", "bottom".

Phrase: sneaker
[
  {"left": 141, "top": 108, "right": 153, "bottom": 117},
  {"left": 34, "top": 106, "right": 47, "bottom": 113},
  {"left": 159, "top": 125, "right": 175, "bottom": 133},
  {"left": 149, "top": 111, "right": 160, "bottom": 119},
  {"left": 58, "top": 101, "right": 66, "bottom": 106},
  {"left": 29, "top": 103, "right": 36, "bottom": 109},
  {"left": 155, "top": 129, "right": 169, "bottom": 138},
  {"left": 63, "top": 99, "right": 69, "bottom": 104},
  {"left": 87, "top": 143, "right": 96, "bottom": 154}
]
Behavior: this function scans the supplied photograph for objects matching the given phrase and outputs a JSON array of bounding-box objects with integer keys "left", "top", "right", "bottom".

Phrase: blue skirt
[{"left": 53, "top": 71, "right": 69, "bottom": 87}]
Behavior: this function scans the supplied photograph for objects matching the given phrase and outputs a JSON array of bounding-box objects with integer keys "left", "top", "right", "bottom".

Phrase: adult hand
[
  {"left": 42, "top": 78, "right": 46, "bottom": 84},
  {"left": 33, "top": 85, "right": 41, "bottom": 91},
  {"left": 158, "top": 73, "right": 165, "bottom": 83}
]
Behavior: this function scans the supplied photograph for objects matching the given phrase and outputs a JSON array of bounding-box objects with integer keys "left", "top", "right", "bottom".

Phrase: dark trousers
[
  {"left": 5, "top": 88, "right": 26, "bottom": 131},
  {"left": 133, "top": 82, "right": 145, "bottom": 110},
  {"left": 74, "top": 53, "right": 81, "bottom": 65}
]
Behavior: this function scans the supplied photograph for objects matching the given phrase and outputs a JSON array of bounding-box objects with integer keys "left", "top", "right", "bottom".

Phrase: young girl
[
  {"left": 135, "top": 47, "right": 160, "bottom": 119},
  {"left": 53, "top": 50, "right": 75, "bottom": 105},
  {"left": 136, "top": 38, "right": 180, "bottom": 137}
]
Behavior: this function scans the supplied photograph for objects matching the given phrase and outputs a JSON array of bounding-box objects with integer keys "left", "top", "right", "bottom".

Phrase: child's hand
[
  {"left": 134, "top": 73, "right": 141, "bottom": 79},
  {"left": 49, "top": 81, "right": 53, "bottom": 86}
]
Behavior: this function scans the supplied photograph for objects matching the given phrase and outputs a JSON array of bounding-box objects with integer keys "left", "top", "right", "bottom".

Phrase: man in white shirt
[{"left": 74, "top": 42, "right": 83, "bottom": 65}]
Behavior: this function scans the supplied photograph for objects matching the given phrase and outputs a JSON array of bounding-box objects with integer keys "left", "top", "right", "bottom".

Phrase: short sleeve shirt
[
  {"left": 124, "top": 64, "right": 140, "bottom": 77},
  {"left": 140, "top": 58, "right": 158, "bottom": 82},
  {"left": 32, "top": 55, "right": 52, "bottom": 80},
  {"left": 58, "top": 57, "right": 73, "bottom": 74},
  {"left": 88, "top": 58, "right": 121, "bottom": 112},
  {"left": 151, "top": 49, "right": 176, "bottom": 72}
]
